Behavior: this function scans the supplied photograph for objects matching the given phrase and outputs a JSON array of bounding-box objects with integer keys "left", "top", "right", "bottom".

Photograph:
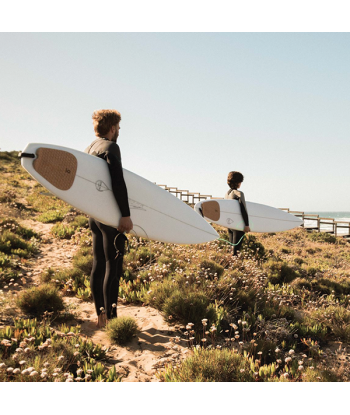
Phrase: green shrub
[
  {"left": 158, "top": 348, "right": 254, "bottom": 382},
  {"left": 208, "top": 271, "right": 261, "bottom": 313},
  {"left": 310, "top": 278, "right": 350, "bottom": 296},
  {"left": 145, "top": 278, "right": 178, "bottom": 310},
  {"left": 119, "top": 277, "right": 149, "bottom": 304},
  {"left": 0, "top": 219, "right": 38, "bottom": 239},
  {"left": 294, "top": 257, "right": 304, "bottom": 265},
  {"left": 291, "top": 277, "right": 312, "bottom": 291},
  {"left": 289, "top": 321, "right": 328, "bottom": 341},
  {"left": 16, "top": 284, "right": 65, "bottom": 316},
  {"left": 308, "top": 232, "right": 337, "bottom": 244},
  {"left": 51, "top": 223, "right": 76, "bottom": 239},
  {"left": 242, "top": 234, "right": 266, "bottom": 260},
  {"left": 0, "top": 252, "right": 11, "bottom": 268},
  {"left": 162, "top": 290, "right": 217, "bottom": 329},
  {"left": 265, "top": 260, "right": 300, "bottom": 285},
  {"left": 40, "top": 268, "right": 92, "bottom": 300},
  {"left": 123, "top": 246, "right": 152, "bottom": 268},
  {"left": 199, "top": 260, "right": 225, "bottom": 278},
  {"left": 281, "top": 247, "right": 291, "bottom": 254},
  {"left": 0, "top": 317, "right": 121, "bottom": 382},
  {"left": 106, "top": 316, "right": 138, "bottom": 345},
  {"left": 72, "top": 247, "right": 93, "bottom": 275},
  {"left": 71, "top": 215, "right": 89, "bottom": 228},
  {"left": 37, "top": 210, "right": 64, "bottom": 223},
  {"left": 157, "top": 255, "right": 177, "bottom": 272},
  {"left": 302, "top": 367, "right": 339, "bottom": 382},
  {"left": 306, "top": 267, "right": 319, "bottom": 277},
  {"left": 51, "top": 215, "right": 88, "bottom": 239},
  {"left": 307, "top": 306, "right": 350, "bottom": 341},
  {"left": 0, "top": 230, "right": 38, "bottom": 257}
]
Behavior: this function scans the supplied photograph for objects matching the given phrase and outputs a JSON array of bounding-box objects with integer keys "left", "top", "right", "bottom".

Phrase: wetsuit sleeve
[
  {"left": 103, "top": 151, "right": 131, "bottom": 217},
  {"left": 239, "top": 192, "right": 249, "bottom": 226}
]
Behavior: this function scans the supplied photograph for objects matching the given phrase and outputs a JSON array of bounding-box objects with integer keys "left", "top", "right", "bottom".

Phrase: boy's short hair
[
  {"left": 92, "top": 109, "right": 121, "bottom": 137},
  {"left": 227, "top": 171, "right": 244, "bottom": 189}
]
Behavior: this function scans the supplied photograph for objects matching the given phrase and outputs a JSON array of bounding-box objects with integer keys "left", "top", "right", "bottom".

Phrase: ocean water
[{"left": 302, "top": 212, "right": 350, "bottom": 235}]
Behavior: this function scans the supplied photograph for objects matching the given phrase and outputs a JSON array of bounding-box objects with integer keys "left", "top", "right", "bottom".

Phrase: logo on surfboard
[
  {"left": 129, "top": 199, "right": 146, "bottom": 211},
  {"left": 95, "top": 180, "right": 109, "bottom": 192}
]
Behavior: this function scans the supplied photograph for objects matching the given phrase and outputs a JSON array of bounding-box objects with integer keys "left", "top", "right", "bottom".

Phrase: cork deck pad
[
  {"left": 33, "top": 148, "right": 77, "bottom": 191},
  {"left": 201, "top": 200, "right": 221, "bottom": 221}
]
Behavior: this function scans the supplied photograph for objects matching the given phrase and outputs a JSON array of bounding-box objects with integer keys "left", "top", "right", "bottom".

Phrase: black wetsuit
[
  {"left": 85, "top": 138, "right": 130, "bottom": 319},
  {"left": 225, "top": 188, "right": 249, "bottom": 255}
]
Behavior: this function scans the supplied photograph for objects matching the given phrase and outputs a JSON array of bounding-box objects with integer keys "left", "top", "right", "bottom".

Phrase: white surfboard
[
  {"left": 20, "top": 143, "right": 219, "bottom": 245},
  {"left": 194, "top": 199, "right": 302, "bottom": 233}
]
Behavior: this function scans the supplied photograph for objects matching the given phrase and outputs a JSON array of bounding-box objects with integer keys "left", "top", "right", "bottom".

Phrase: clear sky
[{"left": 1, "top": 32, "right": 349, "bottom": 211}]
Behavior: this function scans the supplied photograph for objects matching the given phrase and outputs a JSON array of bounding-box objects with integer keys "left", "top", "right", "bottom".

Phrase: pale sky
[{"left": 1, "top": 32, "right": 349, "bottom": 211}]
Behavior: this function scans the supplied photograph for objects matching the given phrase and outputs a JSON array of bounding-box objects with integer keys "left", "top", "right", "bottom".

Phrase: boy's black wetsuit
[
  {"left": 85, "top": 138, "right": 130, "bottom": 319},
  {"left": 224, "top": 188, "right": 249, "bottom": 256}
]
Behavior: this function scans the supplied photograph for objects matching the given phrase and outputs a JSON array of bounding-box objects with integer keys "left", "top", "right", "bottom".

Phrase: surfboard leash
[
  {"left": 128, "top": 225, "right": 155, "bottom": 271},
  {"left": 218, "top": 234, "right": 245, "bottom": 247},
  {"left": 113, "top": 233, "right": 129, "bottom": 260}
]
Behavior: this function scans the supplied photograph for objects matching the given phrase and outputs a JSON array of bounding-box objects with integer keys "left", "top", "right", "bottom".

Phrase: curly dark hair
[
  {"left": 92, "top": 109, "right": 121, "bottom": 137},
  {"left": 227, "top": 171, "right": 244, "bottom": 190}
]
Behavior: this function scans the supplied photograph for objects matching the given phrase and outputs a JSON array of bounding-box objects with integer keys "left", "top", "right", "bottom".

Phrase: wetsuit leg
[
  {"left": 234, "top": 230, "right": 245, "bottom": 256},
  {"left": 228, "top": 229, "right": 245, "bottom": 256},
  {"left": 97, "top": 221, "right": 126, "bottom": 319},
  {"left": 89, "top": 218, "right": 106, "bottom": 316}
]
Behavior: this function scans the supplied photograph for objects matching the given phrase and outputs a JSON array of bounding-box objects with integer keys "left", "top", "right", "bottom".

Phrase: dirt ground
[{"left": 2, "top": 218, "right": 189, "bottom": 382}]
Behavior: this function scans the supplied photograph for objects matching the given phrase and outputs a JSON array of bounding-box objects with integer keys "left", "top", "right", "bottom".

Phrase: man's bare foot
[{"left": 97, "top": 312, "right": 107, "bottom": 328}]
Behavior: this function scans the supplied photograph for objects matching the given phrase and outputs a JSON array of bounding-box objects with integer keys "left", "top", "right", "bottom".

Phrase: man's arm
[
  {"left": 238, "top": 192, "right": 250, "bottom": 232},
  {"left": 103, "top": 151, "right": 133, "bottom": 232}
]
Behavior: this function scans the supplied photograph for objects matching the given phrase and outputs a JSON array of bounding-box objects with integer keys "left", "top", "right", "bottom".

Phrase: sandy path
[{"left": 17, "top": 219, "right": 189, "bottom": 382}]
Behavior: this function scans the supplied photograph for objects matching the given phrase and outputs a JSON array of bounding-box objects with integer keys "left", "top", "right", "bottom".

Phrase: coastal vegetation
[{"left": 1, "top": 150, "right": 350, "bottom": 382}]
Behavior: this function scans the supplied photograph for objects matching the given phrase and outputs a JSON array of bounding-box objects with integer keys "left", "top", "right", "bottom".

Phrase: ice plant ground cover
[{"left": 1, "top": 150, "right": 350, "bottom": 382}]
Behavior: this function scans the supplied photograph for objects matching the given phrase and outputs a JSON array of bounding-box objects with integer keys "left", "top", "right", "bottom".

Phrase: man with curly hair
[{"left": 85, "top": 109, "right": 133, "bottom": 327}]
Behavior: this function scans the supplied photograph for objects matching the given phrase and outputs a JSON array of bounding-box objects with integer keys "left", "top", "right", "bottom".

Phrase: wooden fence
[
  {"left": 157, "top": 183, "right": 350, "bottom": 239},
  {"left": 280, "top": 209, "right": 350, "bottom": 238}
]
